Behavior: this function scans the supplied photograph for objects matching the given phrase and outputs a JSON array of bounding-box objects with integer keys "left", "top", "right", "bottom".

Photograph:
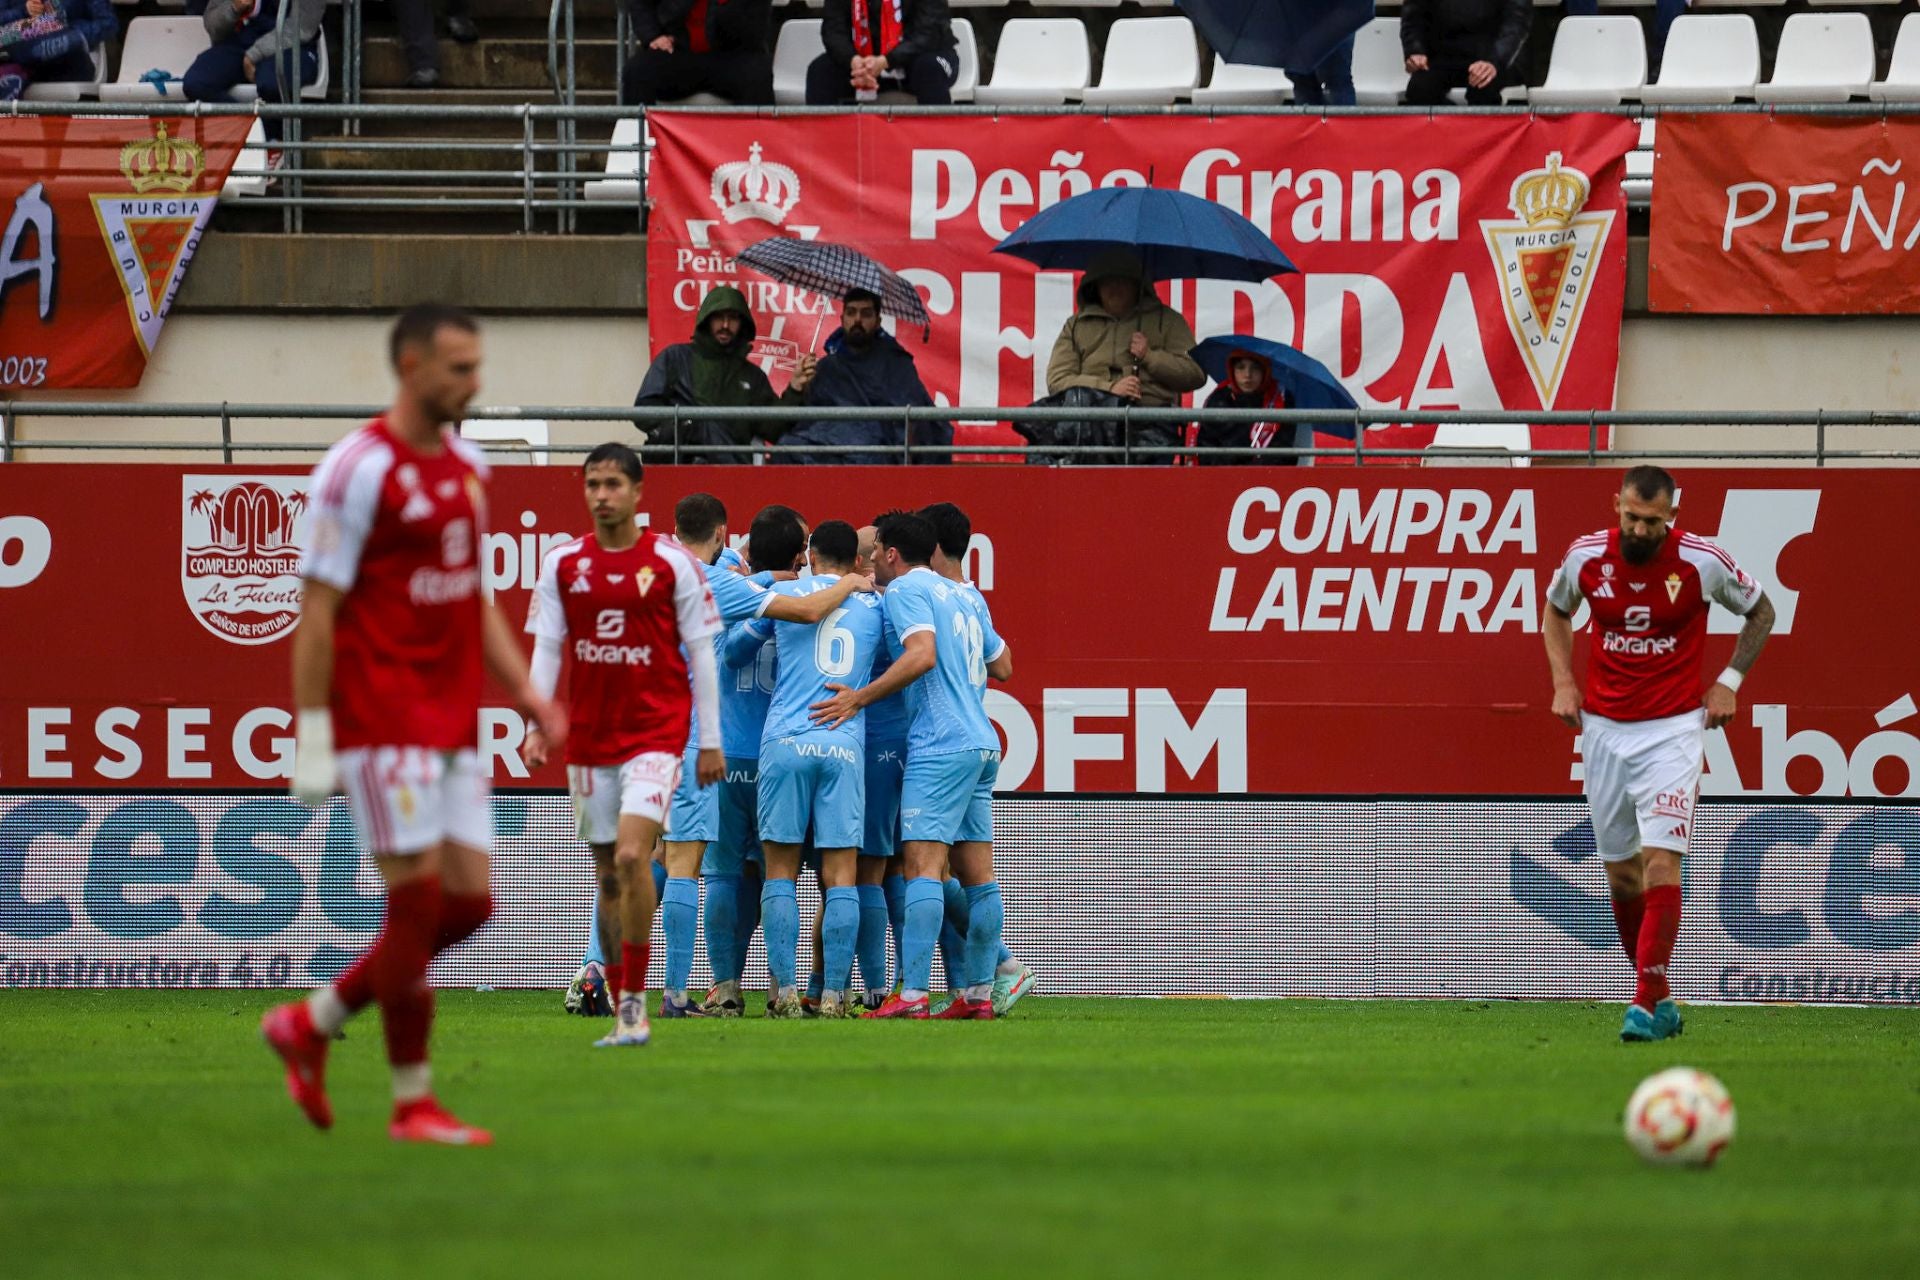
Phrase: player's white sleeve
[
  {"left": 668, "top": 543, "right": 723, "bottom": 644},
  {"left": 525, "top": 543, "right": 570, "bottom": 644},
  {"left": 1546, "top": 535, "right": 1603, "bottom": 614},
  {"left": 299, "top": 437, "right": 391, "bottom": 592},
  {"left": 1684, "top": 535, "right": 1766, "bottom": 615},
  {"left": 686, "top": 642, "right": 721, "bottom": 750},
  {"left": 529, "top": 636, "right": 562, "bottom": 700}
]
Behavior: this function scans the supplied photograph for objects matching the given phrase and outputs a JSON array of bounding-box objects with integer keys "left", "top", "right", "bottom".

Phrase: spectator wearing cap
[
  {"left": 779, "top": 288, "right": 953, "bottom": 464},
  {"left": 620, "top": 0, "right": 774, "bottom": 106},
  {"left": 1400, "top": 0, "right": 1529, "bottom": 106},
  {"left": 804, "top": 0, "right": 957, "bottom": 105}
]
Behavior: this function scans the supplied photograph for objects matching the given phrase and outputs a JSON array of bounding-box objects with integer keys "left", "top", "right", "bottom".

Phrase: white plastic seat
[
  {"left": 1752, "top": 12, "right": 1874, "bottom": 103},
  {"left": 1871, "top": 13, "right": 1920, "bottom": 102},
  {"left": 1080, "top": 16, "right": 1198, "bottom": 105},
  {"left": 1423, "top": 423, "right": 1532, "bottom": 467},
  {"left": 98, "top": 16, "right": 210, "bottom": 101},
  {"left": 229, "top": 33, "right": 330, "bottom": 102},
  {"left": 585, "top": 115, "right": 642, "bottom": 204},
  {"left": 1639, "top": 15, "right": 1759, "bottom": 104},
  {"left": 1528, "top": 16, "right": 1646, "bottom": 105},
  {"left": 950, "top": 17, "right": 980, "bottom": 102},
  {"left": 772, "top": 18, "right": 823, "bottom": 105},
  {"left": 1351, "top": 17, "right": 1407, "bottom": 106},
  {"left": 22, "top": 46, "right": 104, "bottom": 101},
  {"left": 1193, "top": 56, "right": 1292, "bottom": 107},
  {"left": 221, "top": 119, "right": 271, "bottom": 201},
  {"left": 460, "top": 419, "right": 551, "bottom": 467},
  {"left": 973, "top": 18, "right": 1090, "bottom": 105}
]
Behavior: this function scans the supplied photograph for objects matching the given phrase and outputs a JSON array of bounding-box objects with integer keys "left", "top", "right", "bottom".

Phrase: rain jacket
[
  {"left": 1199, "top": 356, "right": 1296, "bottom": 466},
  {"left": 634, "top": 285, "right": 784, "bottom": 464},
  {"left": 782, "top": 326, "right": 953, "bottom": 465},
  {"left": 1045, "top": 249, "right": 1206, "bottom": 410}
]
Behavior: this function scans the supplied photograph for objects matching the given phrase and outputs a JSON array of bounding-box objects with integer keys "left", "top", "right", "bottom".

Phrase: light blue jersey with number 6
[
  {"left": 735, "top": 575, "right": 887, "bottom": 749},
  {"left": 882, "top": 567, "right": 1005, "bottom": 758}
]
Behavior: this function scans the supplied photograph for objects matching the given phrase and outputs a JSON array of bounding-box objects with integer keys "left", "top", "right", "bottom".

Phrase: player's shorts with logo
[
  {"left": 1580, "top": 709, "right": 1704, "bottom": 862},
  {"left": 758, "top": 732, "right": 866, "bottom": 848},
  {"left": 339, "top": 745, "right": 492, "bottom": 856},
  {"left": 664, "top": 741, "right": 715, "bottom": 843},
  {"left": 863, "top": 739, "right": 907, "bottom": 859},
  {"left": 900, "top": 748, "right": 1000, "bottom": 846},
  {"left": 702, "top": 756, "right": 765, "bottom": 875},
  {"left": 566, "top": 750, "right": 681, "bottom": 845}
]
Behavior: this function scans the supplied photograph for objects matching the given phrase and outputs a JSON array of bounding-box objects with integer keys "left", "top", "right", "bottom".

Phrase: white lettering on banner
[
  {"left": 0, "top": 182, "right": 56, "bottom": 318},
  {"left": 1001, "top": 688, "right": 1247, "bottom": 792},
  {"left": 167, "top": 709, "right": 212, "bottom": 780},
  {"left": 94, "top": 709, "right": 141, "bottom": 779},
  {"left": 482, "top": 709, "right": 528, "bottom": 781},
  {"left": 233, "top": 707, "right": 294, "bottom": 780},
  {"left": 1701, "top": 489, "right": 1819, "bottom": 635},
  {"left": 1721, "top": 160, "right": 1920, "bottom": 259},
  {"left": 0, "top": 516, "right": 52, "bottom": 588},
  {"left": 485, "top": 512, "right": 577, "bottom": 593},
  {"left": 29, "top": 708, "right": 71, "bottom": 779}
]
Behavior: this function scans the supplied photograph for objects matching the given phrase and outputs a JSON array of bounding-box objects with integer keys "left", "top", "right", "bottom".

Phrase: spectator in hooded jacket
[
  {"left": 0, "top": 0, "right": 114, "bottom": 99},
  {"left": 1198, "top": 350, "right": 1297, "bottom": 466},
  {"left": 183, "top": 0, "right": 324, "bottom": 149},
  {"left": 780, "top": 289, "right": 953, "bottom": 464},
  {"left": 805, "top": 0, "right": 957, "bottom": 105},
  {"left": 634, "top": 284, "right": 786, "bottom": 464},
  {"left": 620, "top": 0, "right": 773, "bottom": 106},
  {"left": 1400, "top": 0, "right": 1529, "bottom": 106}
]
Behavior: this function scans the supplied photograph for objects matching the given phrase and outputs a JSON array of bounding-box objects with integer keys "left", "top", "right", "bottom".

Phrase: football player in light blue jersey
[
  {"left": 723, "top": 522, "right": 886, "bottom": 1018},
  {"left": 854, "top": 524, "right": 910, "bottom": 1009},
  {"left": 811, "top": 511, "right": 1012, "bottom": 1020},
  {"left": 920, "top": 502, "right": 1037, "bottom": 1016}
]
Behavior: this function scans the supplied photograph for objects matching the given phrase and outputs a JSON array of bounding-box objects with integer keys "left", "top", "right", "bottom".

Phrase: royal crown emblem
[
  {"left": 121, "top": 122, "right": 206, "bottom": 195},
  {"left": 710, "top": 142, "right": 801, "bottom": 226},
  {"left": 1508, "top": 152, "right": 1590, "bottom": 227}
]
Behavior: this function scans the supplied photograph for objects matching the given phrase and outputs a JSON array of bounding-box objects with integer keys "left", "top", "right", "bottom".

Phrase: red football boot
[
  {"left": 862, "top": 993, "right": 930, "bottom": 1020},
  {"left": 389, "top": 1097, "right": 494, "bottom": 1146},
  {"left": 933, "top": 997, "right": 994, "bottom": 1021},
  {"left": 261, "top": 1001, "right": 333, "bottom": 1131}
]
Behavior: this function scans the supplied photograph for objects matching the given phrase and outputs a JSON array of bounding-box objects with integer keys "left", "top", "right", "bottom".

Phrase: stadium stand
[
  {"left": 1871, "top": 11, "right": 1920, "bottom": 101},
  {"left": 19, "top": 48, "right": 106, "bottom": 102},
  {"left": 971, "top": 17, "right": 1090, "bottom": 106},
  {"left": 1638, "top": 14, "right": 1760, "bottom": 104},
  {"left": 771, "top": 16, "right": 823, "bottom": 105},
  {"left": 96, "top": 14, "right": 207, "bottom": 101},
  {"left": 1752, "top": 11, "right": 1876, "bottom": 102},
  {"left": 1351, "top": 16, "right": 1410, "bottom": 106},
  {"left": 1527, "top": 15, "right": 1646, "bottom": 105},
  {"left": 1192, "top": 57, "right": 1292, "bottom": 107},
  {"left": 1079, "top": 16, "right": 1199, "bottom": 106}
]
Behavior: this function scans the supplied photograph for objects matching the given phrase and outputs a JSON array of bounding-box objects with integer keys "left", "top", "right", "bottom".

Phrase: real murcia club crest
[
  {"left": 181, "top": 476, "right": 311, "bottom": 645},
  {"left": 687, "top": 141, "right": 819, "bottom": 249},
  {"left": 94, "top": 122, "right": 220, "bottom": 357},
  {"left": 1482, "top": 152, "right": 1615, "bottom": 410}
]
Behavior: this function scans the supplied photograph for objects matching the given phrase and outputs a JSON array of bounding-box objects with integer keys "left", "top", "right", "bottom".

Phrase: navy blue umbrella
[
  {"left": 992, "top": 186, "right": 1296, "bottom": 284},
  {"left": 1177, "top": 0, "right": 1373, "bottom": 72},
  {"left": 1191, "top": 334, "right": 1358, "bottom": 438}
]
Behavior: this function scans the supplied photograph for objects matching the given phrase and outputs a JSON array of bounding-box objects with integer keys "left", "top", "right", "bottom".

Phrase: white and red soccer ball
[{"left": 1624, "top": 1067, "right": 1737, "bottom": 1167}]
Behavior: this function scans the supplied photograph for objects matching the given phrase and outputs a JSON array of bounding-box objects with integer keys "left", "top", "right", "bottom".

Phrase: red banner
[
  {"left": 0, "top": 464, "right": 1908, "bottom": 799},
  {"left": 0, "top": 116, "right": 250, "bottom": 390},
  {"left": 645, "top": 112, "right": 1636, "bottom": 454},
  {"left": 1650, "top": 115, "right": 1920, "bottom": 315}
]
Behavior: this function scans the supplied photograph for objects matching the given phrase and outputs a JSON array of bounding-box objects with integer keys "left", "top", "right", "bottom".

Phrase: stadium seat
[
  {"left": 772, "top": 18, "right": 824, "bottom": 105},
  {"left": 1423, "top": 423, "right": 1532, "bottom": 467},
  {"left": 221, "top": 119, "right": 272, "bottom": 201},
  {"left": 1639, "top": 15, "right": 1759, "bottom": 105},
  {"left": 1080, "top": 16, "right": 1199, "bottom": 105},
  {"left": 951, "top": 17, "right": 980, "bottom": 103},
  {"left": 98, "top": 16, "right": 210, "bottom": 102},
  {"left": 1352, "top": 18, "right": 1407, "bottom": 106},
  {"left": 1871, "top": 13, "right": 1920, "bottom": 102},
  {"left": 1752, "top": 12, "right": 1874, "bottom": 103},
  {"left": 21, "top": 47, "right": 104, "bottom": 101},
  {"left": 230, "top": 34, "right": 330, "bottom": 103},
  {"left": 460, "top": 419, "right": 551, "bottom": 466},
  {"left": 1528, "top": 16, "right": 1646, "bottom": 106},
  {"left": 973, "top": 19, "right": 1090, "bottom": 106},
  {"left": 585, "top": 116, "right": 643, "bottom": 204},
  {"left": 1623, "top": 119, "right": 1654, "bottom": 205},
  {"left": 1193, "top": 57, "right": 1292, "bottom": 107}
]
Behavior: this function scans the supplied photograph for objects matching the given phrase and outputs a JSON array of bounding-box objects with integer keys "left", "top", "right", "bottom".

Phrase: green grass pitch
[{"left": 3, "top": 992, "right": 1916, "bottom": 1279}]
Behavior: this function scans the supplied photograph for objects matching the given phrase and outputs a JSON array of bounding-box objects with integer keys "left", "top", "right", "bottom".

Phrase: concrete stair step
[{"left": 359, "top": 35, "right": 622, "bottom": 92}]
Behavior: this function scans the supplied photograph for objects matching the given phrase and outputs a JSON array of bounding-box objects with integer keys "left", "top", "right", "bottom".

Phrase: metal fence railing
[{"left": 6, "top": 403, "right": 1920, "bottom": 466}]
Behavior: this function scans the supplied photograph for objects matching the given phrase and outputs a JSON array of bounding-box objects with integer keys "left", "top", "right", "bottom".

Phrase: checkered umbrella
[{"left": 736, "top": 237, "right": 932, "bottom": 340}]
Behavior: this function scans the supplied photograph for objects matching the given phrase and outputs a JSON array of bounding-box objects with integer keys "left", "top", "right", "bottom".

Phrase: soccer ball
[{"left": 1623, "top": 1067, "right": 1736, "bottom": 1167}]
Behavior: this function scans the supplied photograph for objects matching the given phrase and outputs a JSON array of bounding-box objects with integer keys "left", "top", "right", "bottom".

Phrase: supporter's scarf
[{"left": 850, "top": 0, "right": 904, "bottom": 61}]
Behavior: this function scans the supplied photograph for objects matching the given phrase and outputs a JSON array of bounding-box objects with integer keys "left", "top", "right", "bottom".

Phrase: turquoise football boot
[
  {"left": 1620, "top": 1003, "right": 1657, "bottom": 1042},
  {"left": 1652, "top": 999, "right": 1684, "bottom": 1041}
]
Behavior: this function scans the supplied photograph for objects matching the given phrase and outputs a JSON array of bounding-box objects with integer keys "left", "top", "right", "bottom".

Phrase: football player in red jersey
[
  {"left": 521, "top": 442, "right": 726, "bottom": 1047},
  {"left": 262, "top": 304, "right": 567, "bottom": 1145},
  {"left": 1543, "top": 466, "right": 1776, "bottom": 1043}
]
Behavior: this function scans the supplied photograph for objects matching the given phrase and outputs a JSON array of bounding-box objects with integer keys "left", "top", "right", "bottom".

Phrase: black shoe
[
  {"left": 404, "top": 67, "right": 439, "bottom": 88},
  {"left": 447, "top": 14, "right": 478, "bottom": 43}
]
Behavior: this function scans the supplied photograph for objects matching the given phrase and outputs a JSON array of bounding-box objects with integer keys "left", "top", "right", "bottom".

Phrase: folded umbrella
[
  {"left": 736, "top": 236, "right": 932, "bottom": 339},
  {"left": 1176, "top": 0, "right": 1374, "bottom": 72},
  {"left": 992, "top": 186, "right": 1296, "bottom": 284},
  {"left": 1191, "top": 334, "right": 1358, "bottom": 438}
]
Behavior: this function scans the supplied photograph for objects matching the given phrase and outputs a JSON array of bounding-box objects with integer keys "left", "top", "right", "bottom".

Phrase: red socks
[
  {"left": 436, "top": 892, "right": 494, "bottom": 952},
  {"left": 620, "top": 941, "right": 651, "bottom": 999},
  {"left": 605, "top": 963, "right": 624, "bottom": 996},
  {"left": 372, "top": 876, "right": 444, "bottom": 1067},
  {"left": 1609, "top": 893, "right": 1645, "bottom": 970},
  {"left": 1634, "top": 884, "right": 1683, "bottom": 1010}
]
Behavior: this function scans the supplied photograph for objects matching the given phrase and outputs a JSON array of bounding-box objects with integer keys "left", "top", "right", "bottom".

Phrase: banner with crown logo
[
  {"left": 645, "top": 112, "right": 1634, "bottom": 456},
  {"left": 0, "top": 116, "right": 250, "bottom": 389}
]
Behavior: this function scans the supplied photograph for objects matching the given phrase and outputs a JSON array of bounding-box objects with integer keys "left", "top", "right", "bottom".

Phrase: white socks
[
  {"left": 307, "top": 987, "right": 349, "bottom": 1037},
  {"left": 391, "top": 1063, "right": 431, "bottom": 1104}
]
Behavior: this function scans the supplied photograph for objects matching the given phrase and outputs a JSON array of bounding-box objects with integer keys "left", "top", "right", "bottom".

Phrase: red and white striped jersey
[
  {"left": 1547, "top": 527, "right": 1764, "bottom": 722},
  {"left": 526, "top": 532, "right": 720, "bottom": 766},
  {"left": 299, "top": 417, "right": 490, "bottom": 751}
]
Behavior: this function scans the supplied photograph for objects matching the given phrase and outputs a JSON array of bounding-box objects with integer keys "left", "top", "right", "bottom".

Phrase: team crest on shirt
[
  {"left": 180, "top": 475, "right": 312, "bottom": 646},
  {"left": 636, "top": 565, "right": 657, "bottom": 597},
  {"left": 1665, "top": 573, "right": 1683, "bottom": 603}
]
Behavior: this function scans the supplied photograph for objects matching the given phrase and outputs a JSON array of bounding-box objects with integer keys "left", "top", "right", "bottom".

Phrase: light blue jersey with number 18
[{"left": 883, "top": 567, "right": 1004, "bottom": 758}]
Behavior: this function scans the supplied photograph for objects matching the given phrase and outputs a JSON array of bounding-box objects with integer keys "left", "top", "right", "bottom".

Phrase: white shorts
[
  {"left": 338, "top": 746, "right": 492, "bottom": 857},
  {"left": 1581, "top": 709, "right": 1705, "bottom": 863},
  {"left": 568, "top": 751, "right": 681, "bottom": 846}
]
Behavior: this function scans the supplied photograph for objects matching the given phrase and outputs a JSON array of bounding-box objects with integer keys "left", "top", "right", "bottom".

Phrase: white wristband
[{"left": 1716, "top": 667, "right": 1744, "bottom": 693}]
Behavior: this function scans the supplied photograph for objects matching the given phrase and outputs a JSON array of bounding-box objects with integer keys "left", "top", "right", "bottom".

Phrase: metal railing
[{"left": 6, "top": 403, "right": 1920, "bottom": 467}]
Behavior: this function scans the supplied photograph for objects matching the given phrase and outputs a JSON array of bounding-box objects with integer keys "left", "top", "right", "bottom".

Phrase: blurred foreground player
[
  {"left": 264, "top": 305, "right": 567, "bottom": 1144},
  {"left": 1543, "top": 467, "right": 1775, "bottom": 1043},
  {"left": 521, "top": 443, "right": 725, "bottom": 1047}
]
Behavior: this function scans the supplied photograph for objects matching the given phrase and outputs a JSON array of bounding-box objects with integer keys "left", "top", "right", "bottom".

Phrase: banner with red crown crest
[{"left": 0, "top": 116, "right": 251, "bottom": 390}]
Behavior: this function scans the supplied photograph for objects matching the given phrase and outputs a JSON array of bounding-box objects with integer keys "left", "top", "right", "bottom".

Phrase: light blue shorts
[
  {"left": 757, "top": 733, "right": 866, "bottom": 850},
  {"left": 663, "top": 743, "right": 715, "bottom": 844},
  {"left": 862, "top": 740, "right": 907, "bottom": 860},
  {"left": 701, "top": 756, "right": 764, "bottom": 875},
  {"left": 899, "top": 749, "right": 999, "bottom": 847}
]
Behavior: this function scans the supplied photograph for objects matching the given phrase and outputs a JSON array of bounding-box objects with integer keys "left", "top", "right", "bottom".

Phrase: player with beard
[{"left": 1543, "top": 467, "right": 1775, "bottom": 1043}]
